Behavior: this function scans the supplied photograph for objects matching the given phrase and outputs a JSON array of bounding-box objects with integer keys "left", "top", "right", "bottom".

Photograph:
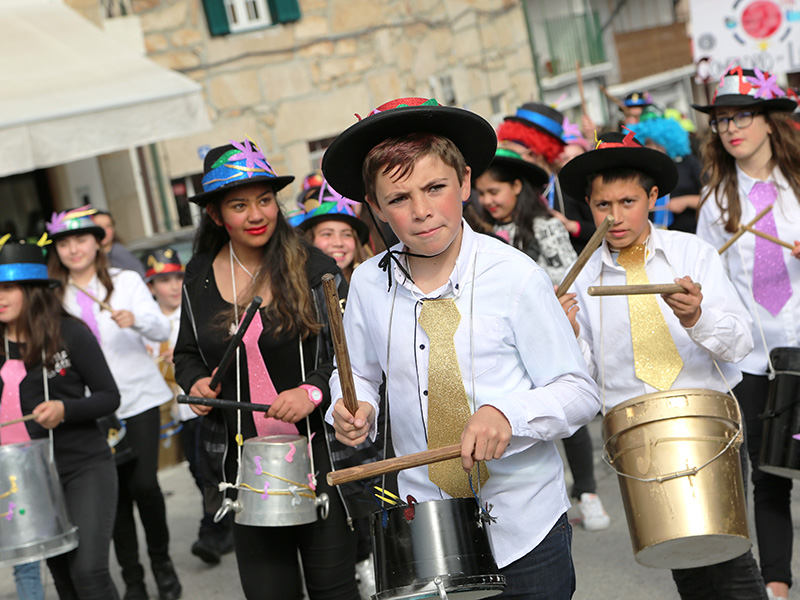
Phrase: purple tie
[
  {"left": 76, "top": 290, "right": 101, "bottom": 343},
  {"left": 0, "top": 360, "right": 30, "bottom": 445},
  {"left": 750, "top": 182, "right": 792, "bottom": 316},
  {"left": 241, "top": 312, "right": 297, "bottom": 437}
]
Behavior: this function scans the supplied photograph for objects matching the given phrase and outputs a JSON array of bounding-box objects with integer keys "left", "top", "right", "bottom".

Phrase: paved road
[{"left": 2, "top": 416, "right": 799, "bottom": 599}]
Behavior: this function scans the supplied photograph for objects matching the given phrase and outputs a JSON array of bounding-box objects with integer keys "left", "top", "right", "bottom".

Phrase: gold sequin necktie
[
  {"left": 418, "top": 298, "right": 489, "bottom": 498},
  {"left": 616, "top": 244, "right": 683, "bottom": 391}
]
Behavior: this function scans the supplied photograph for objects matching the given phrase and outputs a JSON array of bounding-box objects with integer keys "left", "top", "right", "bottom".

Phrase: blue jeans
[
  {"left": 497, "top": 512, "right": 575, "bottom": 599},
  {"left": 14, "top": 561, "right": 43, "bottom": 600}
]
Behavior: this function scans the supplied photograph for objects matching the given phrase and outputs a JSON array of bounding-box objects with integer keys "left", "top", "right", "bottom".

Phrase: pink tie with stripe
[
  {"left": 241, "top": 312, "right": 297, "bottom": 437},
  {"left": 0, "top": 360, "right": 30, "bottom": 445}
]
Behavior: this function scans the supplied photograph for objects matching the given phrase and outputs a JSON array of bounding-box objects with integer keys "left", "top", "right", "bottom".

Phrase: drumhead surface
[
  {"left": 373, "top": 574, "right": 505, "bottom": 600},
  {"left": 635, "top": 533, "right": 751, "bottom": 569}
]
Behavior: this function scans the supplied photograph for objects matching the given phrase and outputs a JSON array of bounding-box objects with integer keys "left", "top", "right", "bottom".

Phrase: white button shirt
[
  {"left": 697, "top": 166, "right": 800, "bottom": 375},
  {"left": 62, "top": 268, "right": 173, "bottom": 419},
  {"left": 573, "top": 225, "right": 753, "bottom": 409},
  {"left": 327, "top": 222, "right": 601, "bottom": 568}
]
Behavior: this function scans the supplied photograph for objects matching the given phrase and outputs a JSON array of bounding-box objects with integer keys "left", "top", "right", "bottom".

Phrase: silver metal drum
[
  {"left": 0, "top": 438, "right": 79, "bottom": 567},
  {"left": 235, "top": 434, "right": 328, "bottom": 527}
]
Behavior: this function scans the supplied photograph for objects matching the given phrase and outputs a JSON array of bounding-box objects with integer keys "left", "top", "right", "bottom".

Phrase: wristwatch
[{"left": 299, "top": 384, "right": 323, "bottom": 407}]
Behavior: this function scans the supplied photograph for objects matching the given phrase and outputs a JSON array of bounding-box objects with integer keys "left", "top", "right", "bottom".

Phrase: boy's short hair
[
  {"left": 585, "top": 168, "right": 656, "bottom": 199},
  {"left": 362, "top": 133, "right": 468, "bottom": 203}
]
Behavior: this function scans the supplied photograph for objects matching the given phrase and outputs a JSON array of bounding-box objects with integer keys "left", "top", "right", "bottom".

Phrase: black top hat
[
  {"left": 321, "top": 97, "right": 497, "bottom": 202},
  {"left": 144, "top": 247, "right": 185, "bottom": 282},
  {"left": 482, "top": 148, "right": 550, "bottom": 188},
  {"left": 45, "top": 206, "right": 105, "bottom": 243},
  {"left": 296, "top": 180, "right": 370, "bottom": 244},
  {"left": 558, "top": 131, "right": 678, "bottom": 201},
  {"left": 692, "top": 67, "right": 797, "bottom": 114},
  {"left": 0, "top": 238, "right": 60, "bottom": 287},
  {"left": 189, "top": 139, "right": 295, "bottom": 207},
  {"left": 503, "top": 102, "right": 565, "bottom": 143}
]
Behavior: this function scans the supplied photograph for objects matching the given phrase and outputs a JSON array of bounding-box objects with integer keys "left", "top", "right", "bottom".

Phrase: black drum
[
  {"left": 97, "top": 414, "right": 137, "bottom": 466},
  {"left": 371, "top": 497, "right": 505, "bottom": 600},
  {"left": 760, "top": 347, "right": 800, "bottom": 479}
]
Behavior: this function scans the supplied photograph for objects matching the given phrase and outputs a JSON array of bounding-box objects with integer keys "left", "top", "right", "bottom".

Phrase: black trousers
[
  {"left": 47, "top": 457, "right": 120, "bottom": 600},
  {"left": 113, "top": 406, "right": 172, "bottom": 585},
  {"left": 562, "top": 425, "right": 596, "bottom": 498},
  {"left": 736, "top": 373, "right": 793, "bottom": 586}
]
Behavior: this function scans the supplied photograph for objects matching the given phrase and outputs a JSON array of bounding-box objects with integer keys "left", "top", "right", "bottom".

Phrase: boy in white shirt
[
  {"left": 323, "top": 97, "right": 601, "bottom": 599},
  {"left": 558, "top": 131, "right": 766, "bottom": 599}
]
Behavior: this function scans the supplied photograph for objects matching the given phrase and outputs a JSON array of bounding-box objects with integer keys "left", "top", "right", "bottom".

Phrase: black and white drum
[{"left": 760, "top": 347, "right": 800, "bottom": 478}]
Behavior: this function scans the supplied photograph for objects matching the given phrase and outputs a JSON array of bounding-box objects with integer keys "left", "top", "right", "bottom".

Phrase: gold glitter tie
[
  {"left": 418, "top": 298, "right": 489, "bottom": 498},
  {"left": 617, "top": 244, "right": 683, "bottom": 391}
]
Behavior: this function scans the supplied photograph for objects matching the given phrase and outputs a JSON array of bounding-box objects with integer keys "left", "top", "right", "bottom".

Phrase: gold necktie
[
  {"left": 616, "top": 244, "right": 683, "bottom": 391},
  {"left": 418, "top": 298, "right": 489, "bottom": 498},
  {"left": 159, "top": 339, "right": 176, "bottom": 385}
]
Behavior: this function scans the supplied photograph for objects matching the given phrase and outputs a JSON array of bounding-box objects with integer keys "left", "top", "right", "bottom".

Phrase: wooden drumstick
[
  {"left": 69, "top": 280, "right": 113, "bottom": 312},
  {"left": 328, "top": 443, "right": 462, "bottom": 486},
  {"left": 718, "top": 205, "right": 773, "bottom": 254},
  {"left": 741, "top": 224, "right": 795, "bottom": 250},
  {"left": 588, "top": 283, "right": 702, "bottom": 296},
  {"left": 0, "top": 413, "right": 38, "bottom": 428},
  {"left": 576, "top": 61, "right": 588, "bottom": 116},
  {"left": 600, "top": 85, "right": 629, "bottom": 117},
  {"left": 321, "top": 274, "right": 359, "bottom": 417},
  {"left": 556, "top": 215, "right": 615, "bottom": 298}
]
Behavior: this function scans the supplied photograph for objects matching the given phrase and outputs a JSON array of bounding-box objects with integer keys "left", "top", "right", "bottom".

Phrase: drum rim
[{"left": 373, "top": 573, "right": 506, "bottom": 600}]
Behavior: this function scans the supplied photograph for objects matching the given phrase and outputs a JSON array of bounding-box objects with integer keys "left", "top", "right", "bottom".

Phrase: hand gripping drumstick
[
  {"left": 178, "top": 395, "right": 271, "bottom": 413},
  {"left": 328, "top": 443, "right": 463, "bottom": 486},
  {"left": 556, "top": 215, "right": 615, "bottom": 298},
  {"left": 0, "top": 413, "right": 39, "bottom": 428},
  {"left": 208, "top": 296, "right": 262, "bottom": 391},
  {"left": 588, "top": 282, "right": 702, "bottom": 297},
  {"left": 718, "top": 205, "right": 773, "bottom": 254},
  {"left": 69, "top": 280, "right": 113, "bottom": 312},
  {"left": 321, "top": 274, "right": 359, "bottom": 417}
]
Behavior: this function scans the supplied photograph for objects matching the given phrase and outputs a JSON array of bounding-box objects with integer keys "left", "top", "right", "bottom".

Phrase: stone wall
[{"left": 132, "top": 0, "right": 537, "bottom": 202}]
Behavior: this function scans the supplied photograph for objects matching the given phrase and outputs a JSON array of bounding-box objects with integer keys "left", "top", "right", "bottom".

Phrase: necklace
[{"left": 229, "top": 241, "right": 256, "bottom": 280}]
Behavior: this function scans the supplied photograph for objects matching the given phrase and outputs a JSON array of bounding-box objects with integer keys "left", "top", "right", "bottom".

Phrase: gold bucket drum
[{"left": 603, "top": 389, "right": 750, "bottom": 569}]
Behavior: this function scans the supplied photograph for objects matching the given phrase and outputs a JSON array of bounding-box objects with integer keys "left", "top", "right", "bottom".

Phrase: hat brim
[
  {"left": 322, "top": 105, "right": 497, "bottom": 202},
  {"left": 0, "top": 275, "right": 61, "bottom": 288},
  {"left": 558, "top": 146, "right": 678, "bottom": 202},
  {"left": 189, "top": 174, "right": 296, "bottom": 207},
  {"left": 297, "top": 213, "right": 370, "bottom": 245},
  {"left": 485, "top": 155, "right": 550, "bottom": 188},
  {"left": 48, "top": 226, "right": 106, "bottom": 243},
  {"left": 691, "top": 94, "right": 798, "bottom": 114},
  {"left": 503, "top": 116, "right": 566, "bottom": 146}
]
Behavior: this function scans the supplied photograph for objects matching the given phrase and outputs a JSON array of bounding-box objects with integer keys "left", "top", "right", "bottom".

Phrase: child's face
[
  {"left": 368, "top": 154, "right": 470, "bottom": 257},
  {"left": 714, "top": 106, "right": 772, "bottom": 164},
  {"left": 312, "top": 220, "right": 357, "bottom": 270},
  {"left": 0, "top": 282, "right": 24, "bottom": 328},
  {"left": 474, "top": 173, "right": 522, "bottom": 224},
  {"left": 148, "top": 273, "right": 184, "bottom": 312},
  {"left": 55, "top": 234, "right": 99, "bottom": 276},
  {"left": 587, "top": 176, "right": 658, "bottom": 250},
  {"left": 212, "top": 182, "right": 279, "bottom": 250}
]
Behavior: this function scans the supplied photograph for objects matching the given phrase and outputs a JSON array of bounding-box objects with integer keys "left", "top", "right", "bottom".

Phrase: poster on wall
[{"left": 690, "top": 0, "right": 800, "bottom": 80}]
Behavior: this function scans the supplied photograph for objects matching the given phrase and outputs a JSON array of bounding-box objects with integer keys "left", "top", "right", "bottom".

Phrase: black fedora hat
[
  {"left": 144, "top": 247, "right": 185, "bottom": 283},
  {"left": 296, "top": 180, "right": 369, "bottom": 244},
  {"left": 558, "top": 131, "right": 678, "bottom": 201},
  {"left": 321, "top": 98, "right": 497, "bottom": 202},
  {"left": 504, "top": 102, "right": 566, "bottom": 144},
  {"left": 44, "top": 205, "right": 105, "bottom": 243},
  {"left": 0, "top": 237, "right": 60, "bottom": 287},
  {"left": 480, "top": 147, "right": 550, "bottom": 188},
  {"left": 692, "top": 67, "right": 797, "bottom": 114},
  {"left": 189, "top": 139, "right": 295, "bottom": 207}
]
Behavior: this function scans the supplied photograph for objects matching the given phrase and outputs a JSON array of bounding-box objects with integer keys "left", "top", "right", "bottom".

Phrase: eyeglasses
[{"left": 709, "top": 111, "right": 761, "bottom": 134}]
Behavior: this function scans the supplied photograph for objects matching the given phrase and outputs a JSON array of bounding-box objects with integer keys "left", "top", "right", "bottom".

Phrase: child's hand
[
  {"left": 331, "top": 399, "right": 375, "bottom": 446},
  {"left": 188, "top": 370, "right": 220, "bottom": 415},
  {"left": 267, "top": 388, "right": 315, "bottom": 424},
  {"left": 460, "top": 406, "right": 511, "bottom": 472},
  {"left": 662, "top": 276, "right": 702, "bottom": 328},
  {"left": 33, "top": 400, "right": 65, "bottom": 429},
  {"left": 556, "top": 288, "right": 580, "bottom": 337},
  {"left": 111, "top": 309, "right": 135, "bottom": 329},
  {"left": 792, "top": 240, "right": 800, "bottom": 260}
]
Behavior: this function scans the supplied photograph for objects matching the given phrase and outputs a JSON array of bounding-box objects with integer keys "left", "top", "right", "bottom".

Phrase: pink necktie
[
  {"left": 0, "top": 360, "right": 30, "bottom": 445},
  {"left": 76, "top": 290, "right": 101, "bottom": 343},
  {"left": 241, "top": 312, "right": 297, "bottom": 437},
  {"left": 750, "top": 182, "right": 793, "bottom": 316}
]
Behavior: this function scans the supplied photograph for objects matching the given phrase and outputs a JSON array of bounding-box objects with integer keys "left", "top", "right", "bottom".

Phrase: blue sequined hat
[
  {"left": 296, "top": 179, "right": 369, "bottom": 244},
  {"left": 0, "top": 236, "right": 59, "bottom": 287},
  {"left": 44, "top": 205, "right": 105, "bottom": 242},
  {"left": 189, "top": 139, "right": 295, "bottom": 207}
]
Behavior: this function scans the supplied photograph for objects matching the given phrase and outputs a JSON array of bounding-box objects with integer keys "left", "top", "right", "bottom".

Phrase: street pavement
[{"left": 2, "top": 416, "right": 799, "bottom": 599}]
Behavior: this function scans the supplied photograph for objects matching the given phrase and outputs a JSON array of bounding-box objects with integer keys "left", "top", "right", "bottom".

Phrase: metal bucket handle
[
  {"left": 603, "top": 409, "right": 743, "bottom": 484},
  {"left": 213, "top": 497, "right": 242, "bottom": 523},
  {"left": 316, "top": 492, "right": 329, "bottom": 520}
]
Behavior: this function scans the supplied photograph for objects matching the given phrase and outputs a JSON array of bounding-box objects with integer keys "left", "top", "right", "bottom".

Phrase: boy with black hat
[
  {"left": 323, "top": 97, "right": 601, "bottom": 599},
  {"left": 558, "top": 130, "right": 767, "bottom": 598}
]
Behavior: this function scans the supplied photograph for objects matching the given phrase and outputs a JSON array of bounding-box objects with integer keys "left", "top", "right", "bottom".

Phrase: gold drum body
[{"left": 602, "top": 389, "right": 750, "bottom": 569}]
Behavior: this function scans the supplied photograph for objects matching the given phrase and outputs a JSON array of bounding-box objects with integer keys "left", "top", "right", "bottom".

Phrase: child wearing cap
[
  {"left": 324, "top": 97, "right": 601, "bottom": 599},
  {"left": 558, "top": 130, "right": 766, "bottom": 598},
  {"left": 693, "top": 66, "right": 800, "bottom": 600}
]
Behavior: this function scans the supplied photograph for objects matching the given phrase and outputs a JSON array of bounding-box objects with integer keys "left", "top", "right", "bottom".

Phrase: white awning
[{"left": 0, "top": 0, "right": 211, "bottom": 178}]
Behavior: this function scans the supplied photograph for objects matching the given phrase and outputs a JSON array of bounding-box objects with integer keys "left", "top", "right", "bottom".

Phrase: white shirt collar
[
  {"left": 736, "top": 163, "right": 789, "bottom": 196},
  {"left": 588, "top": 221, "right": 667, "bottom": 279}
]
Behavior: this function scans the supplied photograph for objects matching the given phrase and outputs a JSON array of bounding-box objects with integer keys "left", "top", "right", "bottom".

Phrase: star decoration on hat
[
  {"left": 319, "top": 180, "right": 358, "bottom": 216},
  {"left": 747, "top": 68, "right": 786, "bottom": 100},
  {"left": 229, "top": 139, "right": 274, "bottom": 177}
]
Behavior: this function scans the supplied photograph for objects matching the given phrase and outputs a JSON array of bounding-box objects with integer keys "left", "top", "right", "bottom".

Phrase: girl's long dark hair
[
  {"left": 0, "top": 284, "right": 72, "bottom": 369},
  {"left": 480, "top": 163, "right": 550, "bottom": 253},
  {"left": 195, "top": 196, "right": 321, "bottom": 338},
  {"left": 699, "top": 111, "right": 800, "bottom": 232},
  {"left": 48, "top": 236, "right": 114, "bottom": 303}
]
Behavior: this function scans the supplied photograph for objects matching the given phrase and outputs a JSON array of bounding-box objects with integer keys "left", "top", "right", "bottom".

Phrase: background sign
[{"left": 691, "top": 0, "right": 800, "bottom": 80}]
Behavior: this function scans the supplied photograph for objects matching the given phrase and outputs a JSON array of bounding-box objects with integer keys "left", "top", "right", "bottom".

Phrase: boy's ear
[
  {"left": 647, "top": 186, "right": 660, "bottom": 210},
  {"left": 460, "top": 166, "right": 472, "bottom": 202},
  {"left": 365, "top": 196, "right": 388, "bottom": 223}
]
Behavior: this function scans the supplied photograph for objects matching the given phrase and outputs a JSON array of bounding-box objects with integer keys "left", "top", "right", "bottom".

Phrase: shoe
[
  {"left": 355, "top": 557, "right": 376, "bottom": 600},
  {"left": 152, "top": 559, "right": 182, "bottom": 600},
  {"left": 191, "top": 536, "right": 221, "bottom": 565},
  {"left": 577, "top": 493, "right": 610, "bottom": 531},
  {"left": 767, "top": 587, "right": 788, "bottom": 599},
  {"left": 123, "top": 581, "right": 149, "bottom": 600}
]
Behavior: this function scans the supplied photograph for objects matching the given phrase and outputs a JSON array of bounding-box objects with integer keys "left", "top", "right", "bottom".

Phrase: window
[
  {"left": 308, "top": 136, "right": 337, "bottom": 173},
  {"left": 202, "top": 0, "right": 301, "bottom": 36}
]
